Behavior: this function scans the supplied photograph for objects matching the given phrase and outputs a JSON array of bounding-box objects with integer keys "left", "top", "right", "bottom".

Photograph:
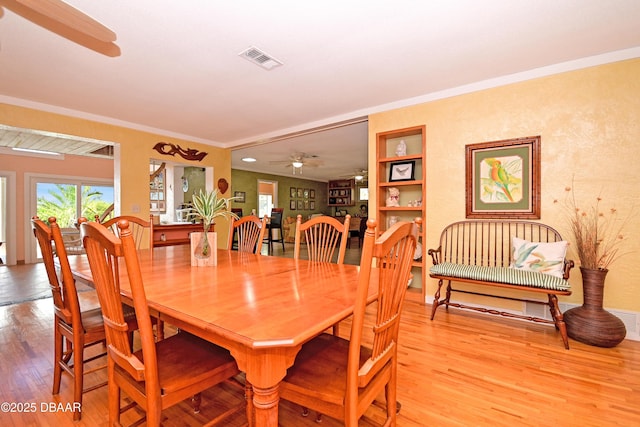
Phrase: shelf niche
[
  {"left": 327, "top": 179, "right": 355, "bottom": 207},
  {"left": 375, "top": 125, "right": 426, "bottom": 303}
]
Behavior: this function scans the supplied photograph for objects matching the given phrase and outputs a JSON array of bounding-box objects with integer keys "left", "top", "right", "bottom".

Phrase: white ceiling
[{"left": 1, "top": 1, "right": 639, "bottom": 181}]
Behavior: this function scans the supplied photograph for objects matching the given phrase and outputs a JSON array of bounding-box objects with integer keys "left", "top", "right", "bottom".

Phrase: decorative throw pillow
[{"left": 510, "top": 237, "right": 568, "bottom": 278}]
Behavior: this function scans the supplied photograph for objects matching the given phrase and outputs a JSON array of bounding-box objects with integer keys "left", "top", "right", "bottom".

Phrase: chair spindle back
[
  {"left": 80, "top": 220, "right": 151, "bottom": 381},
  {"left": 31, "top": 216, "right": 85, "bottom": 326},
  {"left": 229, "top": 215, "right": 267, "bottom": 254},
  {"left": 99, "top": 215, "right": 154, "bottom": 250},
  {"left": 349, "top": 218, "right": 420, "bottom": 397},
  {"left": 294, "top": 214, "right": 350, "bottom": 264}
]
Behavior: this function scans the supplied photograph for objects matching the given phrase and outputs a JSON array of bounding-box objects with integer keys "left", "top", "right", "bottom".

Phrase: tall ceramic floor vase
[{"left": 564, "top": 267, "right": 626, "bottom": 348}]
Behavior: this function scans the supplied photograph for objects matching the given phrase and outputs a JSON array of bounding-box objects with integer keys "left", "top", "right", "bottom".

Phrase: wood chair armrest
[
  {"left": 563, "top": 259, "right": 575, "bottom": 280},
  {"left": 428, "top": 246, "right": 441, "bottom": 265}
]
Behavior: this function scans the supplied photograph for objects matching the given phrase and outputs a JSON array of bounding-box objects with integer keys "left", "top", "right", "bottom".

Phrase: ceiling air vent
[{"left": 239, "top": 46, "right": 283, "bottom": 70}]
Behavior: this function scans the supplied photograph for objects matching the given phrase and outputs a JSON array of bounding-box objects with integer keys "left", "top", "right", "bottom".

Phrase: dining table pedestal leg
[{"left": 252, "top": 384, "right": 279, "bottom": 427}]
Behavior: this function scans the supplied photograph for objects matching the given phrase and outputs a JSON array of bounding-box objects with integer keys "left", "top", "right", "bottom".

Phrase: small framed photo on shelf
[
  {"left": 310, "top": 189, "right": 316, "bottom": 199},
  {"left": 290, "top": 187, "right": 297, "bottom": 198},
  {"left": 304, "top": 200, "right": 310, "bottom": 210},
  {"left": 389, "top": 160, "right": 416, "bottom": 182},
  {"left": 297, "top": 188, "right": 303, "bottom": 198},
  {"left": 303, "top": 189, "right": 309, "bottom": 198},
  {"left": 290, "top": 199, "right": 296, "bottom": 210},
  {"left": 297, "top": 200, "right": 304, "bottom": 210},
  {"left": 310, "top": 201, "right": 315, "bottom": 210},
  {"left": 233, "top": 191, "right": 246, "bottom": 203}
]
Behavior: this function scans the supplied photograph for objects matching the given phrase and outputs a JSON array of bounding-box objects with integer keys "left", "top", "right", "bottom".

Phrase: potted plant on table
[
  {"left": 189, "top": 189, "right": 238, "bottom": 266},
  {"left": 555, "top": 183, "right": 631, "bottom": 347}
]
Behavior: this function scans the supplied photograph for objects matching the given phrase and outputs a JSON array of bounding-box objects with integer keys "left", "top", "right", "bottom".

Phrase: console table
[{"left": 152, "top": 223, "right": 212, "bottom": 247}]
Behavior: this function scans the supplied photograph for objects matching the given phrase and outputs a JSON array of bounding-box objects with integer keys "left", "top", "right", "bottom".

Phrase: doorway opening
[
  {"left": 257, "top": 179, "right": 278, "bottom": 218},
  {"left": 0, "top": 172, "right": 16, "bottom": 266}
]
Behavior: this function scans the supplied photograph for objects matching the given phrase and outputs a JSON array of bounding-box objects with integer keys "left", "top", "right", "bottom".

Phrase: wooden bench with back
[{"left": 428, "top": 220, "right": 574, "bottom": 349}]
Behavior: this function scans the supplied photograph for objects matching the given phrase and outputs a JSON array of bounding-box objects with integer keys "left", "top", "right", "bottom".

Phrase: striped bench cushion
[{"left": 429, "top": 262, "right": 571, "bottom": 291}]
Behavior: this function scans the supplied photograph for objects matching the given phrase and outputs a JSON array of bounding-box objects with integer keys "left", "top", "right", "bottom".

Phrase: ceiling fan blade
[
  {"left": 268, "top": 160, "right": 292, "bottom": 165},
  {"left": 339, "top": 169, "right": 368, "bottom": 179},
  {"left": 0, "top": 0, "right": 120, "bottom": 56},
  {"left": 15, "top": 0, "right": 116, "bottom": 42},
  {"left": 304, "top": 160, "right": 323, "bottom": 167}
]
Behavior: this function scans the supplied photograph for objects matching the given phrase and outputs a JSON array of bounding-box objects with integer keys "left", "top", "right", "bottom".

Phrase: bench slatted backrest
[{"left": 439, "top": 220, "right": 564, "bottom": 267}]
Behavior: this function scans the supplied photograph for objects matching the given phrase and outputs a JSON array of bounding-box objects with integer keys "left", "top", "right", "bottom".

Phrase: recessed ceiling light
[{"left": 242, "top": 157, "right": 257, "bottom": 162}]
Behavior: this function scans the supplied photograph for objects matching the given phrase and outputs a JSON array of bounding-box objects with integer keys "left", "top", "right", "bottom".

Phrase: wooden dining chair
[
  {"left": 264, "top": 207, "right": 285, "bottom": 253},
  {"left": 31, "top": 216, "right": 139, "bottom": 421},
  {"left": 229, "top": 208, "right": 245, "bottom": 249},
  {"left": 228, "top": 215, "right": 267, "bottom": 254},
  {"left": 294, "top": 214, "right": 351, "bottom": 264},
  {"left": 99, "top": 214, "right": 154, "bottom": 250},
  {"left": 96, "top": 203, "right": 115, "bottom": 223},
  {"left": 358, "top": 216, "right": 368, "bottom": 248},
  {"left": 80, "top": 219, "right": 247, "bottom": 427},
  {"left": 99, "top": 214, "right": 165, "bottom": 339},
  {"left": 279, "top": 217, "right": 421, "bottom": 426}
]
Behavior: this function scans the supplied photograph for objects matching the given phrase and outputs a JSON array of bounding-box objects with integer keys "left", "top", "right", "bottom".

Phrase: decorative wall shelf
[{"left": 376, "top": 125, "right": 426, "bottom": 303}]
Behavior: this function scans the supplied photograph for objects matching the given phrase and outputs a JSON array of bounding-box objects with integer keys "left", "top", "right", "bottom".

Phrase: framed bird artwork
[
  {"left": 389, "top": 161, "right": 416, "bottom": 182},
  {"left": 465, "top": 136, "right": 540, "bottom": 219}
]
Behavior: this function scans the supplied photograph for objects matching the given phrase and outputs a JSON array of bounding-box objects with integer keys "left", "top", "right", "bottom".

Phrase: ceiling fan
[
  {"left": 269, "top": 152, "right": 323, "bottom": 175},
  {"left": 0, "top": 0, "right": 120, "bottom": 56},
  {"left": 340, "top": 169, "right": 368, "bottom": 182}
]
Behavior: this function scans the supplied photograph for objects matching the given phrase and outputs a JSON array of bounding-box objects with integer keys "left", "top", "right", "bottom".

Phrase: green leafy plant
[
  {"left": 37, "top": 184, "right": 111, "bottom": 227},
  {"left": 189, "top": 189, "right": 239, "bottom": 256}
]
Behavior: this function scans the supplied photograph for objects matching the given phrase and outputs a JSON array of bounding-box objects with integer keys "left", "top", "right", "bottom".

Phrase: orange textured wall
[
  {"left": 0, "top": 103, "right": 232, "bottom": 262},
  {"left": 369, "top": 58, "right": 640, "bottom": 312}
]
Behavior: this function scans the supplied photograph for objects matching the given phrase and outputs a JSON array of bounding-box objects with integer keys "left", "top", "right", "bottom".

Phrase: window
[
  {"left": 359, "top": 187, "right": 369, "bottom": 201},
  {"left": 36, "top": 182, "right": 114, "bottom": 226},
  {"left": 258, "top": 194, "right": 273, "bottom": 218},
  {"left": 258, "top": 179, "right": 278, "bottom": 218},
  {"left": 28, "top": 175, "right": 114, "bottom": 262}
]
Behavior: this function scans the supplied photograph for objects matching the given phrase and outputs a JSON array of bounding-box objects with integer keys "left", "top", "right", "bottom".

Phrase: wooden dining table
[{"left": 67, "top": 245, "right": 373, "bottom": 426}]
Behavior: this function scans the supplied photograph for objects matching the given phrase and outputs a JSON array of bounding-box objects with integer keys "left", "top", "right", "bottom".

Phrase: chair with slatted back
[
  {"left": 295, "top": 213, "right": 351, "bottom": 344},
  {"left": 228, "top": 215, "right": 267, "bottom": 254},
  {"left": 31, "top": 216, "right": 138, "bottom": 421},
  {"left": 294, "top": 214, "right": 351, "bottom": 264},
  {"left": 359, "top": 216, "right": 368, "bottom": 248},
  {"left": 279, "top": 217, "right": 421, "bottom": 426},
  {"left": 264, "top": 207, "right": 285, "bottom": 253},
  {"left": 100, "top": 215, "right": 154, "bottom": 250},
  {"left": 230, "top": 208, "right": 244, "bottom": 249},
  {"left": 95, "top": 203, "right": 115, "bottom": 224},
  {"left": 293, "top": 213, "right": 353, "bottom": 420},
  {"left": 99, "top": 215, "right": 164, "bottom": 340},
  {"left": 80, "top": 219, "right": 248, "bottom": 427}
]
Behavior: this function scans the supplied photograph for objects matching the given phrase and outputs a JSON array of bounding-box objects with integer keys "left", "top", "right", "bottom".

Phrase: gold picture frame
[{"left": 465, "top": 136, "right": 540, "bottom": 219}]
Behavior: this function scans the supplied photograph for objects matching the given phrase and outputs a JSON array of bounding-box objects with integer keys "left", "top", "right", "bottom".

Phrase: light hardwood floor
[{"left": 1, "top": 259, "right": 639, "bottom": 426}]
